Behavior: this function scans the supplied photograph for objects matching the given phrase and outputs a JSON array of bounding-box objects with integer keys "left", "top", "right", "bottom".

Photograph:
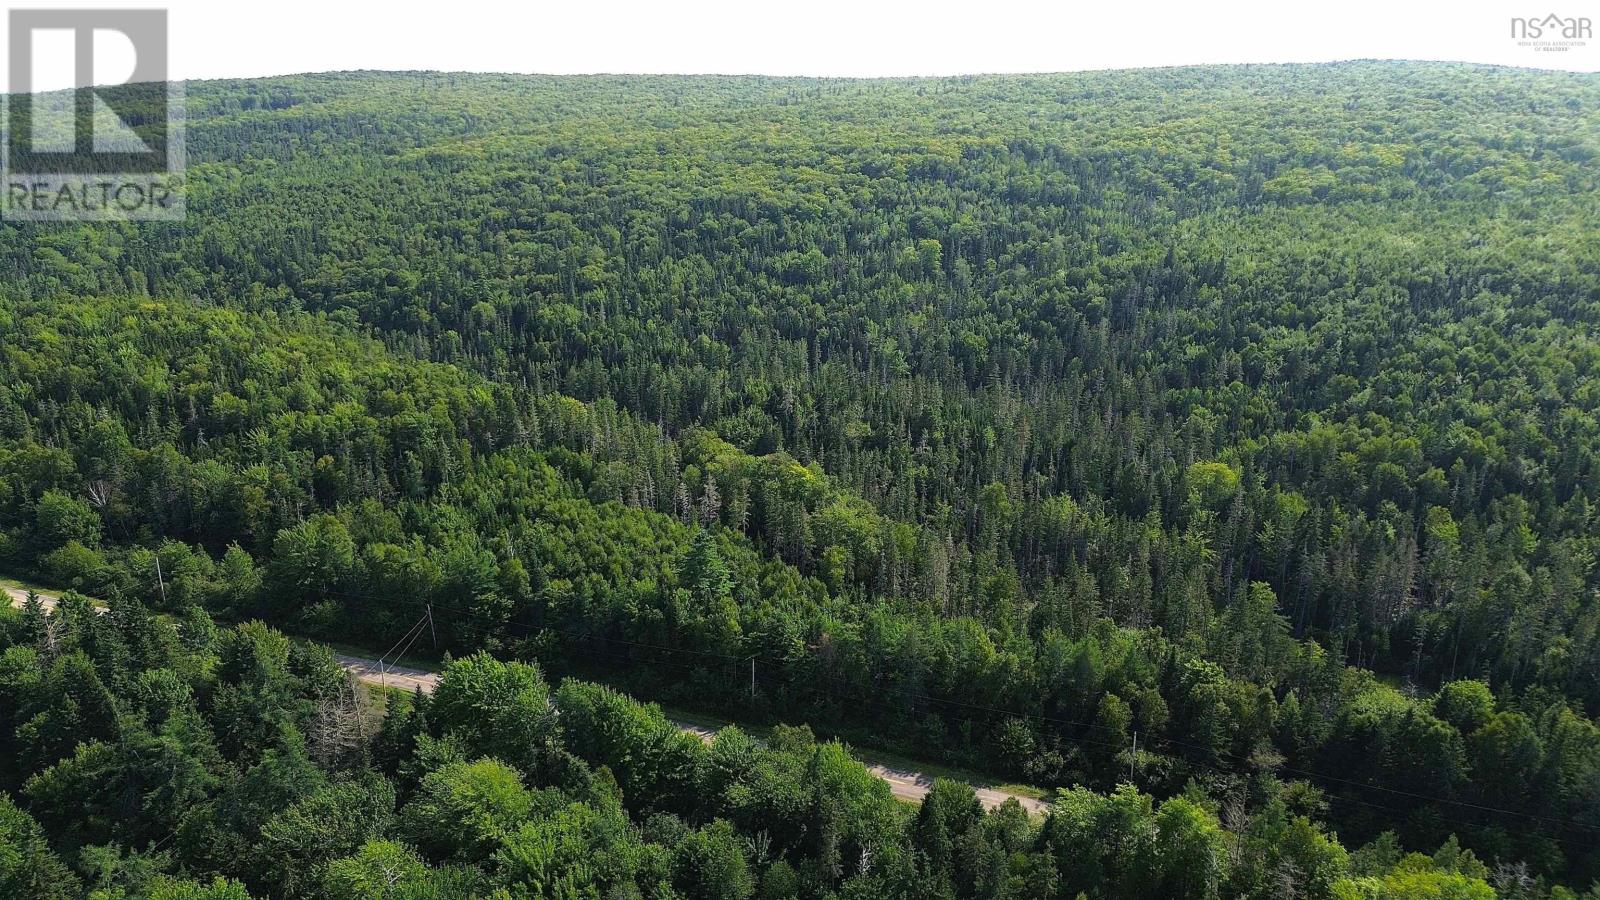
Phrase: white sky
[{"left": 6, "top": 0, "right": 1599, "bottom": 88}]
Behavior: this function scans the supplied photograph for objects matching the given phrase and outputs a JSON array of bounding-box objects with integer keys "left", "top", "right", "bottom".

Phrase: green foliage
[
  {"left": 0, "top": 792, "right": 77, "bottom": 899},
  {"left": 672, "top": 819, "right": 754, "bottom": 900},
  {"left": 0, "top": 599, "right": 1512, "bottom": 900},
  {"left": 146, "top": 877, "right": 255, "bottom": 900},
  {"left": 33, "top": 490, "right": 101, "bottom": 551},
  {"left": 400, "top": 758, "right": 536, "bottom": 863},
  {"left": 682, "top": 529, "right": 734, "bottom": 606},
  {"left": 256, "top": 775, "right": 396, "bottom": 894},
  {"left": 1186, "top": 462, "right": 1240, "bottom": 510},
  {"left": 553, "top": 680, "right": 707, "bottom": 816},
  {"left": 1433, "top": 681, "right": 1496, "bottom": 734},
  {"left": 0, "top": 63, "right": 1595, "bottom": 895},
  {"left": 427, "top": 653, "right": 556, "bottom": 775},
  {"left": 322, "top": 840, "right": 482, "bottom": 900}
]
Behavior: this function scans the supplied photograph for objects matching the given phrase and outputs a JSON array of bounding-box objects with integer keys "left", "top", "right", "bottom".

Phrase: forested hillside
[{"left": 2, "top": 62, "right": 1600, "bottom": 896}]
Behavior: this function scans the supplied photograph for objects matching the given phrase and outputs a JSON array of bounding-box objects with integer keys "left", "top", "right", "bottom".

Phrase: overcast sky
[{"left": 8, "top": 0, "right": 1599, "bottom": 89}]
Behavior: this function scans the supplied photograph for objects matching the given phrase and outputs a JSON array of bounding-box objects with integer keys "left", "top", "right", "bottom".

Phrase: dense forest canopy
[
  {"left": 0, "top": 602, "right": 1523, "bottom": 899},
  {"left": 1, "top": 61, "right": 1599, "bottom": 897}
]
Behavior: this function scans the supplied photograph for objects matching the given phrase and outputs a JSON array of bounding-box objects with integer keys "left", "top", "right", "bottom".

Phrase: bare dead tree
[
  {"left": 700, "top": 469, "right": 722, "bottom": 526},
  {"left": 1270, "top": 859, "right": 1307, "bottom": 900},
  {"left": 27, "top": 593, "right": 64, "bottom": 667},
  {"left": 309, "top": 673, "right": 375, "bottom": 767},
  {"left": 1492, "top": 861, "right": 1534, "bottom": 900},
  {"left": 86, "top": 480, "right": 114, "bottom": 510}
]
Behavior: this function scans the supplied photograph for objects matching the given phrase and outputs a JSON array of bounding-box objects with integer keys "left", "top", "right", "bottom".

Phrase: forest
[
  {"left": 0, "top": 61, "right": 1598, "bottom": 896},
  {"left": 0, "top": 599, "right": 1521, "bottom": 899}
]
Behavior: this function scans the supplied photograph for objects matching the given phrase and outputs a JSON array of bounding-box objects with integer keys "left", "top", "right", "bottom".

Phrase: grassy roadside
[
  {"left": 0, "top": 572, "right": 66, "bottom": 596},
  {"left": 848, "top": 745, "right": 1048, "bottom": 800},
  {"left": 362, "top": 681, "right": 416, "bottom": 717},
  {"left": 319, "top": 638, "right": 442, "bottom": 673}
]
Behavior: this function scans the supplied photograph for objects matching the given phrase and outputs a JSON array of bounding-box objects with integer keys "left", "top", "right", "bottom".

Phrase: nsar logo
[{"left": 1509, "top": 13, "right": 1592, "bottom": 53}]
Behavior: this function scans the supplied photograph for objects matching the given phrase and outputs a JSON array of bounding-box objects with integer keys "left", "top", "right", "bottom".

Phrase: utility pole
[
  {"left": 426, "top": 604, "right": 438, "bottom": 649},
  {"left": 376, "top": 613, "right": 429, "bottom": 694},
  {"left": 749, "top": 655, "right": 756, "bottom": 699},
  {"left": 154, "top": 555, "right": 167, "bottom": 606},
  {"left": 1129, "top": 731, "right": 1138, "bottom": 781}
]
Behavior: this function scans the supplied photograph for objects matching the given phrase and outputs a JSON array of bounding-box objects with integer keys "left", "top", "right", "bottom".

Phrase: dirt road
[
  {"left": 671, "top": 722, "right": 1046, "bottom": 812},
  {"left": 334, "top": 652, "right": 441, "bottom": 695},
  {"left": 3, "top": 585, "right": 57, "bottom": 611},
  {"left": 7, "top": 586, "right": 1048, "bottom": 814}
]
